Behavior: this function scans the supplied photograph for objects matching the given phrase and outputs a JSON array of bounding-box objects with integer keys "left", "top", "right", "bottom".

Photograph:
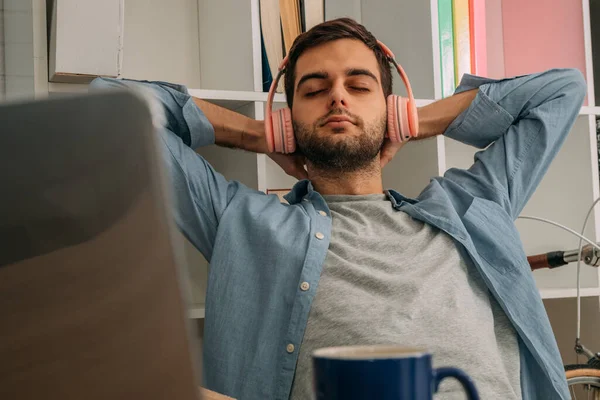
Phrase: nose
[{"left": 329, "top": 82, "right": 348, "bottom": 109}]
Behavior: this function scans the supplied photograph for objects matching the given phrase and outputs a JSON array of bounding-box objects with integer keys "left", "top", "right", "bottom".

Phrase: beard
[{"left": 293, "top": 109, "right": 387, "bottom": 172}]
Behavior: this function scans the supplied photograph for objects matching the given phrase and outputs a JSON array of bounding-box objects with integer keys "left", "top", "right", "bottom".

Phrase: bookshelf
[{"left": 30, "top": 0, "right": 600, "bottom": 368}]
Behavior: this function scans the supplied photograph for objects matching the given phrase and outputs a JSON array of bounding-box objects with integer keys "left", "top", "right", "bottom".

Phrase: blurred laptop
[{"left": 0, "top": 90, "right": 204, "bottom": 399}]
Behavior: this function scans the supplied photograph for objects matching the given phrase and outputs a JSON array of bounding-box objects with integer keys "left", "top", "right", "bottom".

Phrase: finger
[
  {"left": 268, "top": 153, "right": 308, "bottom": 180},
  {"left": 379, "top": 147, "right": 395, "bottom": 168},
  {"left": 380, "top": 154, "right": 394, "bottom": 168},
  {"left": 292, "top": 161, "right": 308, "bottom": 180},
  {"left": 380, "top": 142, "right": 404, "bottom": 168},
  {"left": 297, "top": 168, "right": 308, "bottom": 180}
]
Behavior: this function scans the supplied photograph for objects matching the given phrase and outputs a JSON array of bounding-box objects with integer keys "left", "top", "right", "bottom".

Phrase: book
[
  {"left": 280, "top": 0, "right": 302, "bottom": 55},
  {"left": 469, "top": 0, "right": 487, "bottom": 76},
  {"left": 259, "top": 0, "right": 285, "bottom": 92},
  {"left": 261, "top": 32, "right": 274, "bottom": 92},
  {"left": 438, "top": 0, "right": 456, "bottom": 97},
  {"left": 259, "top": 0, "right": 324, "bottom": 92},
  {"left": 452, "top": 0, "right": 471, "bottom": 84}
]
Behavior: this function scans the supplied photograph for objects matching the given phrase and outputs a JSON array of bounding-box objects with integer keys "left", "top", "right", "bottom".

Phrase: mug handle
[{"left": 433, "top": 367, "right": 480, "bottom": 400}]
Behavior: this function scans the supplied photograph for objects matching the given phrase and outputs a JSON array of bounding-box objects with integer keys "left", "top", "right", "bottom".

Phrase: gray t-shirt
[{"left": 289, "top": 193, "right": 521, "bottom": 400}]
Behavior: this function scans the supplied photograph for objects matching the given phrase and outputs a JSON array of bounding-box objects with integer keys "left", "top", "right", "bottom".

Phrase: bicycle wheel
[{"left": 565, "top": 364, "right": 600, "bottom": 399}]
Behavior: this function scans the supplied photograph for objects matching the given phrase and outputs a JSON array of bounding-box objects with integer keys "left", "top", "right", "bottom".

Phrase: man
[{"left": 90, "top": 18, "right": 586, "bottom": 400}]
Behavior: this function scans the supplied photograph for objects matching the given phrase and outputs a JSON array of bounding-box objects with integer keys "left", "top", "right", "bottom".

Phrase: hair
[{"left": 283, "top": 17, "right": 393, "bottom": 108}]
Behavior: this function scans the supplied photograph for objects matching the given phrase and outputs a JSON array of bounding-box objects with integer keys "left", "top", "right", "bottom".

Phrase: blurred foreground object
[{"left": 0, "top": 91, "right": 204, "bottom": 400}]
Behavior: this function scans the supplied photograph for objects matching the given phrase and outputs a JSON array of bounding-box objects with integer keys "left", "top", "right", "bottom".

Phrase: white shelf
[
  {"left": 187, "top": 88, "right": 283, "bottom": 108},
  {"left": 188, "top": 304, "right": 205, "bottom": 319},
  {"left": 580, "top": 106, "right": 600, "bottom": 115},
  {"left": 45, "top": 78, "right": 437, "bottom": 109},
  {"left": 540, "top": 287, "right": 600, "bottom": 299},
  {"left": 48, "top": 82, "right": 90, "bottom": 94},
  {"left": 48, "top": 80, "right": 600, "bottom": 117},
  {"left": 188, "top": 89, "right": 437, "bottom": 107}
]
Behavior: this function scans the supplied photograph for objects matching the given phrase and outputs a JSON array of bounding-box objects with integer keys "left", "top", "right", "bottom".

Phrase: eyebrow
[{"left": 296, "top": 68, "right": 379, "bottom": 91}]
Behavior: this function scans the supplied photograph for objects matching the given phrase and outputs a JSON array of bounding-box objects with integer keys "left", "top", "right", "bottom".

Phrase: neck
[{"left": 306, "top": 160, "right": 384, "bottom": 195}]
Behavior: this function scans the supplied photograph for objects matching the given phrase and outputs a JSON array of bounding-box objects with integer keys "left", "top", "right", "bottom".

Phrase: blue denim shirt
[{"left": 90, "top": 67, "right": 586, "bottom": 400}]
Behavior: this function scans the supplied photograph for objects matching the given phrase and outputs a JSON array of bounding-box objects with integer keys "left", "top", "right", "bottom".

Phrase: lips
[{"left": 322, "top": 116, "right": 354, "bottom": 126}]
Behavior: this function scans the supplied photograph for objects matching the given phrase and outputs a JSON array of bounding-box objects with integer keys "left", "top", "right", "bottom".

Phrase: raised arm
[
  {"left": 190, "top": 96, "right": 264, "bottom": 152},
  {"left": 191, "top": 96, "right": 307, "bottom": 180},
  {"left": 89, "top": 77, "right": 255, "bottom": 260},
  {"left": 423, "top": 68, "right": 586, "bottom": 219}
]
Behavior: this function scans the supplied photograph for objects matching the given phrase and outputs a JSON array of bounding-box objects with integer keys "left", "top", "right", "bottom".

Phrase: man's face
[{"left": 291, "top": 38, "right": 388, "bottom": 172}]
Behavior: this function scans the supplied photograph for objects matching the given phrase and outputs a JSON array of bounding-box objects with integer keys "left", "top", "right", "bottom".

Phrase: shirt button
[
  {"left": 315, "top": 232, "right": 324, "bottom": 240},
  {"left": 300, "top": 282, "right": 310, "bottom": 291},
  {"left": 287, "top": 344, "right": 295, "bottom": 353},
  {"left": 318, "top": 211, "right": 327, "bottom": 217}
]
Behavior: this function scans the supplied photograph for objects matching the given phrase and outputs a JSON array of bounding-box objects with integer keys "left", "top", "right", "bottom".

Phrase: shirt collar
[
  {"left": 385, "top": 189, "right": 420, "bottom": 206},
  {"left": 283, "top": 180, "right": 420, "bottom": 206},
  {"left": 283, "top": 179, "right": 312, "bottom": 204}
]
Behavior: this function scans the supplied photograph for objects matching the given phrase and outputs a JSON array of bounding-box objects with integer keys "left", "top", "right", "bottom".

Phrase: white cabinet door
[{"left": 49, "top": 0, "right": 124, "bottom": 82}]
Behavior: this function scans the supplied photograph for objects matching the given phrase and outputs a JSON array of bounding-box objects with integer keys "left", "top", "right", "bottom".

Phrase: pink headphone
[{"left": 264, "top": 40, "right": 419, "bottom": 154}]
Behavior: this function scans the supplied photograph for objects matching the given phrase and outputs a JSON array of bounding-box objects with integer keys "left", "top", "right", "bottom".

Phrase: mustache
[{"left": 316, "top": 109, "right": 362, "bottom": 127}]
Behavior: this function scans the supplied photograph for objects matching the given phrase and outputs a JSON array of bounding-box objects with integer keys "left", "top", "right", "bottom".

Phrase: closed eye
[
  {"left": 351, "top": 87, "right": 370, "bottom": 92},
  {"left": 305, "top": 89, "right": 325, "bottom": 97}
]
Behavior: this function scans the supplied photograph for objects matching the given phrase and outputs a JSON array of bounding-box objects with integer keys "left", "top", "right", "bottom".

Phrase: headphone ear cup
[
  {"left": 265, "top": 115, "right": 275, "bottom": 153},
  {"left": 398, "top": 97, "right": 411, "bottom": 141},
  {"left": 272, "top": 108, "right": 295, "bottom": 153},
  {"left": 281, "top": 107, "right": 295, "bottom": 153},
  {"left": 386, "top": 95, "right": 401, "bottom": 143},
  {"left": 387, "top": 95, "right": 411, "bottom": 142},
  {"left": 406, "top": 99, "right": 419, "bottom": 138}
]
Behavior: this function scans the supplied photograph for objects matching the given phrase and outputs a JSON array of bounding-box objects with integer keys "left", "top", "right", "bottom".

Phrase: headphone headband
[
  {"left": 376, "top": 40, "right": 415, "bottom": 102},
  {"left": 264, "top": 60, "right": 288, "bottom": 153}
]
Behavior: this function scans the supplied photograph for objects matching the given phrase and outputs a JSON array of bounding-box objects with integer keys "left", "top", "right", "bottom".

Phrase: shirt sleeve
[
  {"left": 89, "top": 77, "right": 238, "bottom": 261},
  {"left": 442, "top": 68, "right": 587, "bottom": 219}
]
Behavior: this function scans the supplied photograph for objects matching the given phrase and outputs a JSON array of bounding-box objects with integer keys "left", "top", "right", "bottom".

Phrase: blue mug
[{"left": 312, "top": 345, "right": 479, "bottom": 400}]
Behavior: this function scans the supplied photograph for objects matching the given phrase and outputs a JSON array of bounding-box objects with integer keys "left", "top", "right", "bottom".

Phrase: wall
[
  {"left": 3, "top": 0, "right": 35, "bottom": 99},
  {"left": 1, "top": 0, "right": 47, "bottom": 101},
  {"left": 118, "top": 0, "right": 201, "bottom": 88}
]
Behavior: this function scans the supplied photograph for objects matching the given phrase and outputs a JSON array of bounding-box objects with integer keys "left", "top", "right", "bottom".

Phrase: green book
[{"left": 438, "top": 0, "right": 456, "bottom": 98}]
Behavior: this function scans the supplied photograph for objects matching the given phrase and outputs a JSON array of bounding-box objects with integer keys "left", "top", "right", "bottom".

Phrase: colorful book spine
[
  {"left": 452, "top": 0, "right": 471, "bottom": 84},
  {"left": 261, "top": 32, "right": 273, "bottom": 92},
  {"left": 438, "top": 0, "right": 456, "bottom": 97},
  {"left": 469, "top": 0, "right": 487, "bottom": 76}
]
